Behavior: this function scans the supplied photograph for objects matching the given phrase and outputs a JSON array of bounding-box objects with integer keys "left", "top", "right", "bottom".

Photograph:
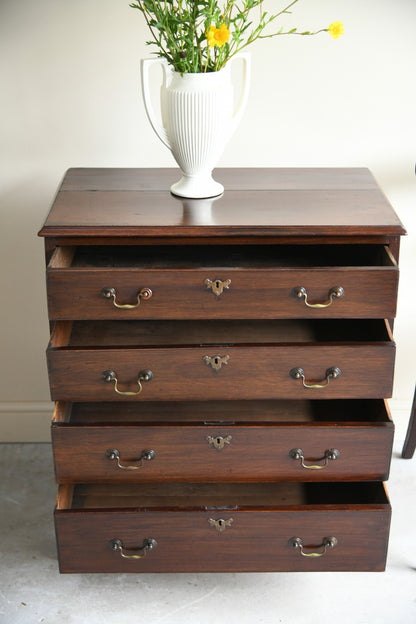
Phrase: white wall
[{"left": 1, "top": 0, "right": 415, "bottom": 441}]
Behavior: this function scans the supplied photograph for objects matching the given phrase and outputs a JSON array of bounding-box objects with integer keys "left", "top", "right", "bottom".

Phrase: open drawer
[
  {"left": 47, "top": 319, "right": 395, "bottom": 401},
  {"left": 52, "top": 399, "right": 394, "bottom": 483},
  {"left": 54, "top": 481, "right": 391, "bottom": 573},
  {"left": 46, "top": 244, "right": 399, "bottom": 320}
]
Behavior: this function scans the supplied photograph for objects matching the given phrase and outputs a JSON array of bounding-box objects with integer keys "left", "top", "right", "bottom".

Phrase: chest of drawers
[{"left": 39, "top": 167, "right": 405, "bottom": 573}]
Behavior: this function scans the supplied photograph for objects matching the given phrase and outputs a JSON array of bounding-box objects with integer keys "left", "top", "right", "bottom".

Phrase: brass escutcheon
[
  {"left": 204, "top": 278, "right": 231, "bottom": 297},
  {"left": 207, "top": 435, "right": 232, "bottom": 451},
  {"left": 208, "top": 518, "right": 234, "bottom": 533},
  {"left": 203, "top": 355, "right": 230, "bottom": 371}
]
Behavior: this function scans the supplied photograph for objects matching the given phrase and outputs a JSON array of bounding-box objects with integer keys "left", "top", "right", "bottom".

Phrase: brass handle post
[
  {"left": 110, "top": 538, "right": 157, "bottom": 559},
  {"left": 102, "top": 370, "right": 153, "bottom": 396},
  {"left": 293, "top": 286, "right": 344, "bottom": 308},
  {"left": 289, "top": 448, "right": 340, "bottom": 470},
  {"left": 289, "top": 536, "right": 338, "bottom": 557},
  {"left": 290, "top": 366, "right": 341, "bottom": 389},
  {"left": 105, "top": 448, "right": 156, "bottom": 470},
  {"left": 101, "top": 287, "right": 152, "bottom": 309}
]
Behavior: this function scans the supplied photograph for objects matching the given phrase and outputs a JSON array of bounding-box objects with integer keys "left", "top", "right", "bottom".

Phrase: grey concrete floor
[{"left": 0, "top": 441, "right": 415, "bottom": 624}]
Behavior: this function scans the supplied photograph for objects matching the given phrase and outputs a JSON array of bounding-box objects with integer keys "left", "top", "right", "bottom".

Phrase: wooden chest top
[{"left": 38, "top": 167, "right": 405, "bottom": 240}]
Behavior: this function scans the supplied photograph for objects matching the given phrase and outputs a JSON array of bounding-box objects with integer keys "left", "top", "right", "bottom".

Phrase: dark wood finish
[
  {"left": 54, "top": 398, "right": 393, "bottom": 424},
  {"left": 38, "top": 168, "right": 405, "bottom": 240},
  {"left": 54, "top": 482, "right": 391, "bottom": 573},
  {"left": 59, "top": 167, "right": 382, "bottom": 192},
  {"left": 39, "top": 168, "right": 405, "bottom": 574},
  {"left": 52, "top": 400, "right": 393, "bottom": 483},
  {"left": 38, "top": 190, "right": 406, "bottom": 238},
  {"left": 55, "top": 318, "right": 393, "bottom": 346},
  {"left": 46, "top": 244, "right": 398, "bottom": 320},
  {"left": 65, "top": 480, "right": 391, "bottom": 508},
  {"left": 47, "top": 320, "right": 395, "bottom": 401},
  {"left": 48, "top": 235, "right": 400, "bottom": 248},
  {"left": 402, "top": 385, "right": 416, "bottom": 458}
]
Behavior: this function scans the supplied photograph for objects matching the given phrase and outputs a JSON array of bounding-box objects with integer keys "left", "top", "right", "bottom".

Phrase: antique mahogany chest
[{"left": 39, "top": 167, "right": 405, "bottom": 573}]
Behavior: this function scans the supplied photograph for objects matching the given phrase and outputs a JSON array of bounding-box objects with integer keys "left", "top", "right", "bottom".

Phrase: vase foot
[{"left": 170, "top": 174, "right": 224, "bottom": 199}]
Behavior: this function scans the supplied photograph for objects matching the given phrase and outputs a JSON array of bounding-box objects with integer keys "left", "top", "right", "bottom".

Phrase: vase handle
[
  {"left": 229, "top": 53, "right": 251, "bottom": 136},
  {"left": 140, "top": 58, "right": 170, "bottom": 149}
]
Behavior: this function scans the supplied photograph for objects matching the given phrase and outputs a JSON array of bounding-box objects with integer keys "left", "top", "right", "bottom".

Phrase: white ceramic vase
[{"left": 141, "top": 55, "right": 250, "bottom": 198}]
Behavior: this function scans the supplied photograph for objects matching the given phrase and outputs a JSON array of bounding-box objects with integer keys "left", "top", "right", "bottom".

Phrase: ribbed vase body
[
  {"left": 141, "top": 56, "right": 250, "bottom": 198},
  {"left": 161, "top": 69, "right": 233, "bottom": 184}
]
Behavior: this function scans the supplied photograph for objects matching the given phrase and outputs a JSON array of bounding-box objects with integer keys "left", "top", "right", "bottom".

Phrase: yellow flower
[
  {"left": 328, "top": 21, "right": 344, "bottom": 39},
  {"left": 206, "top": 23, "right": 230, "bottom": 48}
]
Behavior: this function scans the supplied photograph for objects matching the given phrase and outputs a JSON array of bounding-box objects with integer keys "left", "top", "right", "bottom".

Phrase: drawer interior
[
  {"left": 49, "top": 244, "right": 397, "bottom": 270},
  {"left": 57, "top": 482, "right": 390, "bottom": 511},
  {"left": 50, "top": 319, "right": 393, "bottom": 348},
  {"left": 53, "top": 399, "right": 393, "bottom": 425}
]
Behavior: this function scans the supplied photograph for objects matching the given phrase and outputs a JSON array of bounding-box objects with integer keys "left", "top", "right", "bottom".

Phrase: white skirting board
[
  {"left": 0, "top": 402, "right": 54, "bottom": 442},
  {"left": 0, "top": 399, "right": 412, "bottom": 443}
]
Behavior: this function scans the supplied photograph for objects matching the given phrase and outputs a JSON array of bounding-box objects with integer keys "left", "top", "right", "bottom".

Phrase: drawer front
[
  {"left": 55, "top": 507, "right": 390, "bottom": 573},
  {"left": 52, "top": 422, "right": 393, "bottom": 483},
  {"left": 47, "top": 344, "right": 395, "bottom": 401},
  {"left": 47, "top": 266, "right": 398, "bottom": 320}
]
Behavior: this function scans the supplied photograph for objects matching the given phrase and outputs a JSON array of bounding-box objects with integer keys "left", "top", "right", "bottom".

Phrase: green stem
[
  {"left": 131, "top": 0, "right": 332, "bottom": 73},
  {"left": 258, "top": 27, "right": 327, "bottom": 40}
]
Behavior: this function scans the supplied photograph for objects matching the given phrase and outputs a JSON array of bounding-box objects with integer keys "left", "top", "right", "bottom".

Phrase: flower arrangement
[{"left": 130, "top": 0, "right": 344, "bottom": 74}]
